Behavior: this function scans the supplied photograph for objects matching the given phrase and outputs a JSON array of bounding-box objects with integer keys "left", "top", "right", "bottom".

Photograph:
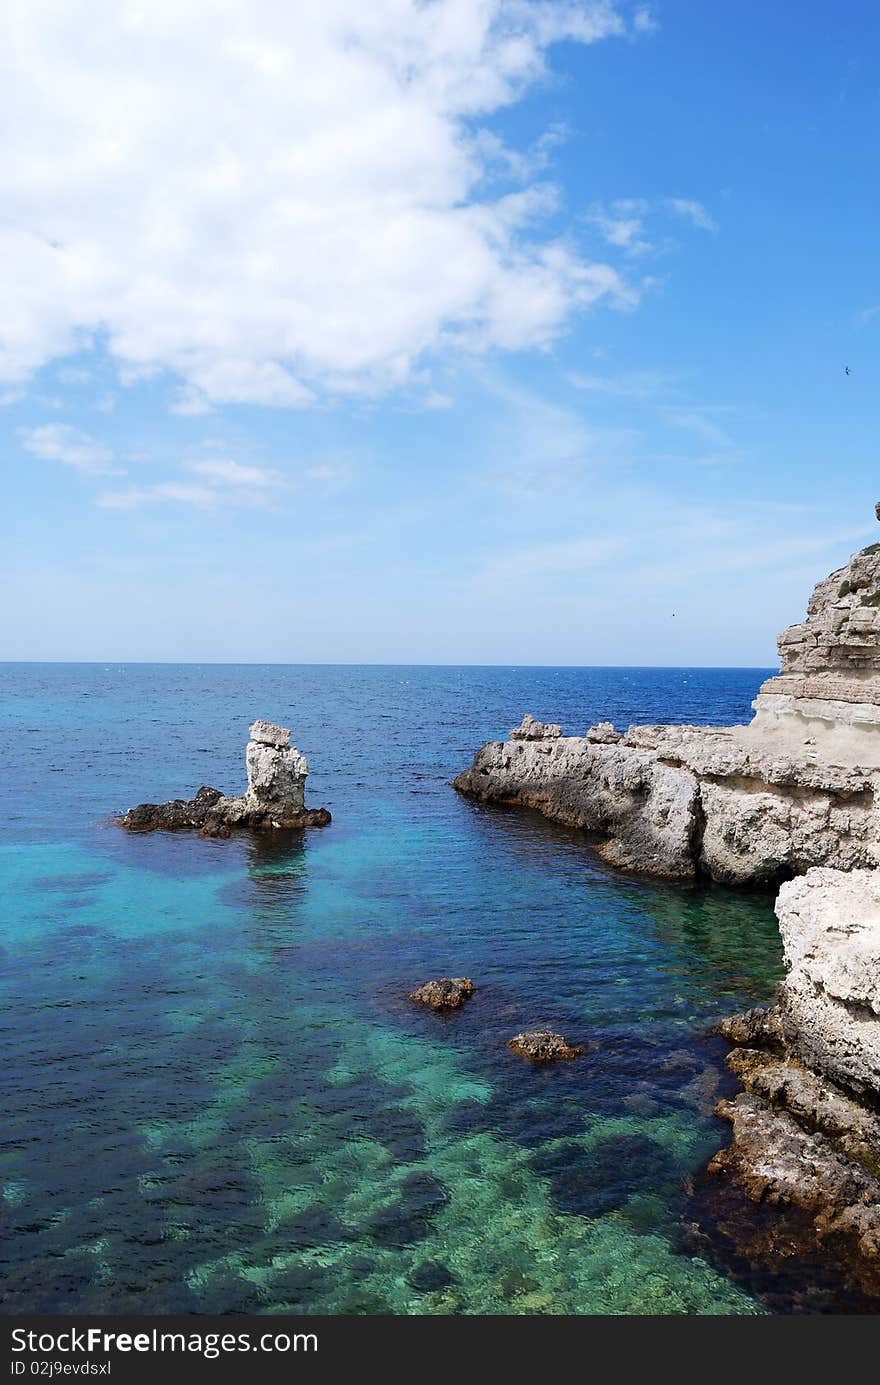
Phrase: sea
[{"left": 0, "top": 663, "right": 801, "bottom": 1315}]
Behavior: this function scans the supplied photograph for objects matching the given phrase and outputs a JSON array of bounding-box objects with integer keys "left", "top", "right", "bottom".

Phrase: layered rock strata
[
  {"left": 118, "top": 720, "right": 331, "bottom": 835},
  {"left": 702, "top": 869, "right": 880, "bottom": 1299},
  {"left": 752, "top": 540, "right": 880, "bottom": 751}
]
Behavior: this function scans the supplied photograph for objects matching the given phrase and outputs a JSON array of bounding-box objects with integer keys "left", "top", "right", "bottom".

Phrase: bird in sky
[{"left": 845, "top": 365, "right": 851, "bottom": 375}]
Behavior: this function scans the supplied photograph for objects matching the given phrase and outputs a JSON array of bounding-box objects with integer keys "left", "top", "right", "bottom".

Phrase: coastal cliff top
[{"left": 777, "top": 539, "right": 880, "bottom": 677}]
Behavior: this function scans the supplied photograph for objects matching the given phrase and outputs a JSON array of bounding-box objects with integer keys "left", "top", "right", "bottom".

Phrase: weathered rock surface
[
  {"left": 409, "top": 977, "right": 475, "bottom": 1011},
  {"left": 506, "top": 1030, "right": 584, "bottom": 1062},
  {"left": 118, "top": 721, "right": 331, "bottom": 835},
  {"left": 509, "top": 713, "right": 562, "bottom": 741},
  {"left": 454, "top": 720, "right": 880, "bottom": 884},
  {"left": 455, "top": 522, "right": 880, "bottom": 884},
  {"left": 699, "top": 868, "right": 880, "bottom": 1300},
  {"left": 585, "top": 721, "right": 621, "bottom": 744},
  {"left": 753, "top": 537, "right": 880, "bottom": 748},
  {"left": 776, "top": 868, "right": 880, "bottom": 1095}
]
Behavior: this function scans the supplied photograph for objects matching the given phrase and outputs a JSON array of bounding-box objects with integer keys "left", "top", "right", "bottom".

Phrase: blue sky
[{"left": 2, "top": 0, "right": 879, "bottom": 664}]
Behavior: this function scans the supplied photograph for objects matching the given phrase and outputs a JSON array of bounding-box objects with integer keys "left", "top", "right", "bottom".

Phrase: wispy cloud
[
  {"left": 20, "top": 423, "right": 120, "bottom": 475},
  {"left": 586, "top": 196, "right": 718, "bottom": 257},
  {"left": 470, "top": 534, "right": 625, "bottom": 589},
  {"left": 97, "top": 456, "right": 288, "bottom": 510},
  {"left": 665, "top": 198, "right": 718, "bottom": 232},
  {"left": 97, "top": 482, "right": 220, "bottom": 512},
  {"left": 664, "top": 408, "right": 734, "bottom": 447},
  {"left": 632, "top": 6, "right": 659, "bottom": 34},
  {"left": 186, "top": 458, "right": 284, "bottom": 488},
  {"left": 586, "top": 199, "right": 651, "bottom": 256},
  {"left": 567, "top": 369, "right": 676, "bottom": 400}
]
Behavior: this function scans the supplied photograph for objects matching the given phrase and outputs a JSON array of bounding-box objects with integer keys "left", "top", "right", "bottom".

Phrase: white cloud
[
  {"left": 20, "top": 422, "right": 119, "bottom": 474},
  {"left": 186, "top": 458, "right": 284, "bottom": 487},
  {"left": 471, "top": 533, "right": 624, "bottom": 588},
  {"left": 567, "top": 368, "right": 675, "bottom": 398},
  {"left": 632, "top": 7, "right": 658, "bottom": 35},
  {"left": 97, "top": 455, "right": 289, "bottom": 509},
  {"left": 665, "top": 197, "right": 718, "bottom": 232},
  {"left": 0, "top": 1, "right": 645, "bottom": 410},
  {"left": 587, "top": 196, "right": 717, "bottom": 255},
  {"left": 665, "top": 408, "right": 733, "bottom": 447},
  {"left": 97, "top": 482, "right": 221, "bottom": 511},
  {"left": 586, "top": 199, "right": 651, "bottom": 255}
]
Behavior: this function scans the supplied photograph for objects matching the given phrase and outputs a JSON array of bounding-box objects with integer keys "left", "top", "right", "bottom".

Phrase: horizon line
[{"left": 0, "top": 659, "right": 780, "bottom": 671}]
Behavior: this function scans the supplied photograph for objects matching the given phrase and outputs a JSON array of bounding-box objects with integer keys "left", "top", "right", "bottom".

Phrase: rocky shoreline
[
  {"left": 454, "top": 538, "right": 880, "bottom": 886},
  {"left": 454, "top": 522, "right": 880, "bottom": 1303},
  {"left": 694, "top": 869, "right": 880, "bottom": 1302},
  {"left": 118, "top": 719, "right": 331, "bottom": 836}
]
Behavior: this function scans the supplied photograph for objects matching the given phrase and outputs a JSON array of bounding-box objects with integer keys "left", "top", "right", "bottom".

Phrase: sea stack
[{"left": 118, "top": 720, "right": 331, "bottom": 835}]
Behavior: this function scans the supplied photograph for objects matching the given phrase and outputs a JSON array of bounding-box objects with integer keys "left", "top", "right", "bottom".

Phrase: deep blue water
[{"left": 0, "top": 664, "right": 787, "bottom": 1315}]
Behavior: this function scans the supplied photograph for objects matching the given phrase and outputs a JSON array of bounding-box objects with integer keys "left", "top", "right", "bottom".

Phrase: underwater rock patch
[
  {"left": 409, "top": 977, "right": 475, "bottom": 1011},
  {"left": 365, "top": 1171, "right": 450, "bottom": 1249},
  {"left": 408, "top": 1259, "right": 458, "bottom": 1293},
  {"left": 286, "top": 1206, "right": 354, "bottom": 1249},
  {"left": 507, "top": 1030, "right": 584, "bottom": 1062},
  {"left": 532, "top": 1135, "right": 679, "bottom": 1221}
]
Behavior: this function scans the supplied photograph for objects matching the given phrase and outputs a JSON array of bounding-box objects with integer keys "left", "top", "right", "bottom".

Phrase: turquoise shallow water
[{"left": 0, "top": 664, "right": 787, "bottom": 1315}]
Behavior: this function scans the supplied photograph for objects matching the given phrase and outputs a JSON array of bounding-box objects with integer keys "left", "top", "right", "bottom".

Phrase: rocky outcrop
[
  {"left": 699, "top": 869, "right": 880, "bottom": 1300},
  {"left": 507, "top": 1030, "right": 584, "bottom": 1062},
  {"left": 509, "top": 714, "right": 562, "bottom": 741},
  {"left": 585, "top": 721, "right": 621, "bottom": 744},
  {"left": 454, "top": 517, "right": 880, "bottom": 885},
  {"left": 454, "top": 719, "right": 879, "bottom": 884},
  {"left": 409, "top": 977, "right": 475, "bottom": 1011},
  {"left": 753, "top": 541, "right": 880, "bottom": 751},
  {"left": 118, "top": 721, "right": 331, "bottom": 835}
]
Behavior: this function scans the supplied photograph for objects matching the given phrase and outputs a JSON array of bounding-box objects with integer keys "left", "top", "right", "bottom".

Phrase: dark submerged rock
[
  {"left": 409, "top": 977, "right": 475, "bottom": 1011},
  {"left": 408, "top": 1260, "right": 457, "bottom": 1293},
  {"left": 507, "top": 1029, "right": 584, "bottom": 1062}
]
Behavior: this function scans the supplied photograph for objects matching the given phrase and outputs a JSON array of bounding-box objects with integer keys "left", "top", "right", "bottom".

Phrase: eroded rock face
[
  {"left": 698, "top": 868, "right": 880, "bottom": 1302},
  {"left": 507, "top": 1030, "right": 584, "bottom": 1062},
  {"left": 776, "top": 868, "right": 880, "bottom": 1095},
  {"left": 752, "top": 539, "right": 880, "bottom": 749},
  {"left": 118, "top": 721, "right": 330, "bottom": 835},
  {"left": 453, "top": 723, "right": 880, "bottom": 884},
  {"left": 409, "top": 978, "right": 475, "bottom": 1011}
]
